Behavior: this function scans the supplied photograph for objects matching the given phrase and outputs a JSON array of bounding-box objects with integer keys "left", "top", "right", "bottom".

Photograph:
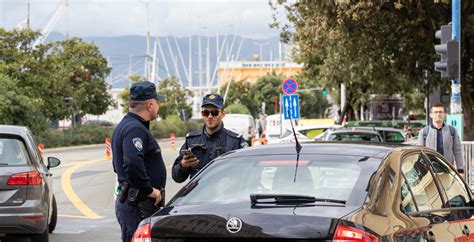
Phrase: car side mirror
[{"left": 47, "top": 157, "right": 61, "bottom": 169}]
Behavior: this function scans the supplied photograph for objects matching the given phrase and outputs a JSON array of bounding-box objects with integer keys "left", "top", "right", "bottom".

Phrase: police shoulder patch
[{"left": 132, "top": 137, "right": 144, "bottom": 151}]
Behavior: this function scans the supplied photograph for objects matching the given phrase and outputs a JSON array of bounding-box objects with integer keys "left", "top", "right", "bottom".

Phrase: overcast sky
[{"left": 0, "top": 0, "right": 287, "bottom": 38}]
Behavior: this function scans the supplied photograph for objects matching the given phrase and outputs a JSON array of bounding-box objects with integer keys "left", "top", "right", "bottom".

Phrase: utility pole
[
  {"left": 252, "top": 42, "right": 269, "bottom": 76},
  {"left": 451, "top": 0, "right": 461, "bottom": 114},
  {"left": 27, "top": 0, "right": 30, "bottom": 29}
]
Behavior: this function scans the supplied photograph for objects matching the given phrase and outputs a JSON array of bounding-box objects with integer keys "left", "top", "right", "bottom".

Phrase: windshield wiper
[
  {"left": 0, "top": 163, "right": 10, "bottom": 165},
  {"left": 250, "top": 193, "right": 346, "bottom": 205}
]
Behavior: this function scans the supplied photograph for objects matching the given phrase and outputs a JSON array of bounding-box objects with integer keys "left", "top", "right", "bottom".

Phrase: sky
[{"left": 0, "top": 0, "right": 287, "bottom": 38}]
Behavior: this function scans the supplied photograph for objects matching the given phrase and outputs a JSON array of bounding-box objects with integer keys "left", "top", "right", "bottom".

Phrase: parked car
[
  {"left": 268, "top": 125, "right": 341, "bottom": 144},
  {"left": 325, "top": 129, "right": 383, "bottom": 142},
  {"left": 0, "top": 125, "right": 61, "bottom": 242},
  {"left": 340, "top": 127, "right": 406, "bottom": 143},
  {"left": 223, "top": 114, "right": 255, "bottom": 144},
  {"left": 83, "top": 119, "right": 114, "bottom": 127},
  {"left": 132, "top": 142, "right": 474, "bottom": 241}
]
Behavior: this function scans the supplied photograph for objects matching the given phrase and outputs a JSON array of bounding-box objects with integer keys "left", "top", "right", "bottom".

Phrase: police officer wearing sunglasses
[{"left": 172, "top": 94, "right": 247, "bottom": 183}]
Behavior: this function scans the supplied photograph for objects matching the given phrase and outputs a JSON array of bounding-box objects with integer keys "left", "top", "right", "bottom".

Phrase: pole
[
  {"left": 424, "top": 69, "right": 429, "bottom": 125},
  {"left": 451, "top": 0, "right": 461, "bottom": 114}
]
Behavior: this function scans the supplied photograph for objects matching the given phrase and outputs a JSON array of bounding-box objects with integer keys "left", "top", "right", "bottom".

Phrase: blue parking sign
[{"left": 283, "top": 94, "right": 300, "bottom": 120}]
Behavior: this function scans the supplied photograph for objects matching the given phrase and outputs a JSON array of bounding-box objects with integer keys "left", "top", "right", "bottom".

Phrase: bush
[
  {"left": 35, "top": 124, "right": 114, "bottom": 148},
  {"left": 150, "top": 115, "right": 203, "bottom": 139},
  {"left": 225, "top": 103, "right": 251, "bottom": 115}
]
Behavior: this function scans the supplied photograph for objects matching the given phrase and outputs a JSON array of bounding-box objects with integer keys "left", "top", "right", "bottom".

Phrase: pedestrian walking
[{"left": 418, "top": 102, "right": 464, "bottom": 177}]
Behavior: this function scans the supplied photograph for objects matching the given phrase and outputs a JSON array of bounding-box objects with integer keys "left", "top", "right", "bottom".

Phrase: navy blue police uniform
[
  {"left": 112, "top": 81, "right": 166, "bottom": 242},
  {"left": 172, "top": 94, "right": 247, "bottom": 183}
]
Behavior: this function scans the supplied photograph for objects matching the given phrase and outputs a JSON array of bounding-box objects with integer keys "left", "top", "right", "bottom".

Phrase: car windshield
[
  {"left": 328, "top": 133, "right": 381, "bottom": 142},
  {"left": 172, "top": 154, "right": 380, "bottom": 206},
  {"left": 0, "top": 138, "right": 30, "bottom": 165}
]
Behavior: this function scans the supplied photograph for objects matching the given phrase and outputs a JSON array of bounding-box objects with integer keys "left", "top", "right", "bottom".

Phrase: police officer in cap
[
  {"left": 172, "top": 94, "right": 247, "bottom": 183},
  {"left": 112, "top": 81, "right": 166, "bottom": 242}
]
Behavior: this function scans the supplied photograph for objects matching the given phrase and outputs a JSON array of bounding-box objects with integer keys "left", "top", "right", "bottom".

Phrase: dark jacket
[
  {"left": 112, "top": 112, "right": 166, "bottom": 196},
  {"left": 172, "top": 125, "right": 244, "bottom": 183}
]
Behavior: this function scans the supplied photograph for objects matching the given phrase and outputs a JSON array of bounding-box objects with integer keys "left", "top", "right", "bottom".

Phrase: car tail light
[
  {"left": 132, "top": 223, "right": 151, "bottom": 242},
  {"left": 7, "top": 171, "right": 43, "bottom": 185},
  {"left": 333, "top": 224, "right": 378, "bottom": 242}
]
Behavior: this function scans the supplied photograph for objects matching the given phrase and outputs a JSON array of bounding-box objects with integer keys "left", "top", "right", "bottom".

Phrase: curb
[{"left": 45, "top": 137, "right": 185, "bottom": 152}]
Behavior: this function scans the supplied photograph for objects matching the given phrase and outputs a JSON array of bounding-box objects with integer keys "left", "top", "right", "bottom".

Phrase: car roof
[
  {"left": 0, "top": 125, "right": 29, "bottom": 136},
  {"left": 223, "top": 142, "right": 405, "bottom": 159},
  {"left": 342, "top": 126, "right": 403, "bottom": 132},
  {"left": 330, "top": 129, "right": 381, "bottom": 135}
]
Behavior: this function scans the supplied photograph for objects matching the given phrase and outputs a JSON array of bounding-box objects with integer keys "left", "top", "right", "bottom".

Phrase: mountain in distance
[{"left": 46, "top": 32, "right": 285, "bottom": 88}]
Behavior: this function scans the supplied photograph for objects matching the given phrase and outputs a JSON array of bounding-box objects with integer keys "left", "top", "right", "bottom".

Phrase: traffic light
[
  {"left": 322, "top": 88, "right": 328, "bottom": 95},
  {"left": 434, "top": 24, "right": 460, "bottom": 79}
]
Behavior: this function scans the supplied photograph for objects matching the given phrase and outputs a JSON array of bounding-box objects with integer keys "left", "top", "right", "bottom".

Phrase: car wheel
[
  {"left": 49, "top": 195, "right": 58, "bottom": 233},
  {"left": 31, "top": 228, "right": 49, "bottom": 242}
]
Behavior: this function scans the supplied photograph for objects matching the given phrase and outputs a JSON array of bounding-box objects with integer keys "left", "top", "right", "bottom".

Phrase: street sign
[
  {"left": 282, "top": 94, "right": 300, "bottom": 120},
  {"left": 447, "top": 114, "right": 463, "bottom": 141},
  {"left": 281, "top": 78, "right": 298, "bottom": 95}
]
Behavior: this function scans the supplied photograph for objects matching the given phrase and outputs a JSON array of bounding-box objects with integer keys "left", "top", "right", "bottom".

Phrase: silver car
[{"left": 0, "top": 125, "right": 60, "bottom": 242}]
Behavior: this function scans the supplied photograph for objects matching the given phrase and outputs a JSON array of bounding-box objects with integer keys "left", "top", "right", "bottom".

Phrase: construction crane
[{"left": 32, "top": 0, "right": 68, "bottom": 48}]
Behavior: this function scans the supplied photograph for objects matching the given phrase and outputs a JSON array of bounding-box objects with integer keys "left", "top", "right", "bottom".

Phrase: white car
[{"left": 223, "top": 114, "right": 255, "bottom": 144}]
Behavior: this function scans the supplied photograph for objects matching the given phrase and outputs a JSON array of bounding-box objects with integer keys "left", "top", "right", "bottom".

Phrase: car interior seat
[{"left": 272, "top": 166, "right": 315, "bottom": 195}]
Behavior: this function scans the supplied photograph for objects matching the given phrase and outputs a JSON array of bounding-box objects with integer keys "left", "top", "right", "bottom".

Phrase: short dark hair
[
  {"left": 430, "top": 102, "right": 446, "bottom": 112},
  {"left": 129, "top": 100, "right": 147, "bottom": 111}
]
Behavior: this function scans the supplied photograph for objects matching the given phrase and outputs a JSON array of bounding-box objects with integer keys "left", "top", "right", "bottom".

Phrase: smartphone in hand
[{"left": 183, "top": 148, "right": 195, "bottom": 158}]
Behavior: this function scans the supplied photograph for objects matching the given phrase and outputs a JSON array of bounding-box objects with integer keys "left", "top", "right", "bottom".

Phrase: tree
[
  {"left": 157, "top": 77, "right": 193, "bottom": 120},
  {"left": 0, "top": 29, "right": 113, "bottom": 128},
  {"left": 225, "top": 103, "right": 251, "bottom": 115},
  {"left": 221, "top": 79, "right": 259, "bottom": 116},
  {"left": 118, "top": 75, "right": 143, "bottom": 113},
  {"left": 253, "top": 73, "right": 286, "bottom": 115},
  {"left": 0, "top": 74, "right": 48, "bottom": 133},
  {"left": 47, "top": 38, "right": 113, "bottom": 122},
  {"left": 298, "top": 76, "right": 330, "bottom": 118},
  {"left": 271, "top": 1, "right": 454, "bottom": 122}
]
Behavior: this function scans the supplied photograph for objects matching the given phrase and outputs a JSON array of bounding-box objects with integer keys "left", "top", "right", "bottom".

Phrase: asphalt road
[{"left": 3, "top": 138, "right": 186, "bottom": 242}]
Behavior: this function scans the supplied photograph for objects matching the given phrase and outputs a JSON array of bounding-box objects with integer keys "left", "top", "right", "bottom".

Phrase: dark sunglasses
[{"left": 201, "top": 110, "right": 220, "bottom": 117}]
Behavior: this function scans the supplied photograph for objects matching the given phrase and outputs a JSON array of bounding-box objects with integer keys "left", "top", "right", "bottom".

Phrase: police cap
[
  {"left": 201, "top": 94, "right": 224, "bottom": 109},
  {"left": 130, "top": 81, "right": 165, "bottom": 101}
]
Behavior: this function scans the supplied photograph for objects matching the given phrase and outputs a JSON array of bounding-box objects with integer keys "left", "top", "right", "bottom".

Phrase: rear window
[
  {"left": 382, "top": 131, "right": 405, "bottom": 142},
  {"left": 328, "top": 133, "right": 381, "bottom": 142},
  {"left": 0, "top": 138, "right": 30, "bottom": 165},
  {"left": 173, "top": 154, "right": 380, "bottom": 206}
]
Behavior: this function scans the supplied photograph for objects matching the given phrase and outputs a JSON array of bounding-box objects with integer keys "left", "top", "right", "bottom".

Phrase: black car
[{"left": 132, "top": 142, "right": 474, "bottom": 241}]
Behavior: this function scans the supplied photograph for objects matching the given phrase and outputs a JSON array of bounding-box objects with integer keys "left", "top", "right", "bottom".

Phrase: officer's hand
[
  {"left": 181, "top": 155, "right": 199, "bottom": 169},
  {"left": 147, "top": 188, "right": 162, "bottom": 206}
]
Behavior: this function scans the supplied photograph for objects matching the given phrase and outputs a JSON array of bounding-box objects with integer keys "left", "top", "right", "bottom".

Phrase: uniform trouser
[{"left": 115, "top": 199, "right": 141, "bottom": 242}]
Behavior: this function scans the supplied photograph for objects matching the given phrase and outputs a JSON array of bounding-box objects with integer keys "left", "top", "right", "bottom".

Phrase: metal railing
[{"left": 462, "top": 141, "right": 474, "bottom": 189}]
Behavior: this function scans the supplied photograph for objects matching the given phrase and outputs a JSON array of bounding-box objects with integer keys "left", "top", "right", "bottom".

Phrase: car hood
[{"left": 150, "top": 203, "right": 360, "bottom": 239}]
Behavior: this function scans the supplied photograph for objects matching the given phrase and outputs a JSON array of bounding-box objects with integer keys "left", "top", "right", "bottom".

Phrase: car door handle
[
  {"left": 463, "top": 225, "right": 470, "bottom": 236},
  {"left": 422, "top": 230, "right": 435, "bottom": 242}
]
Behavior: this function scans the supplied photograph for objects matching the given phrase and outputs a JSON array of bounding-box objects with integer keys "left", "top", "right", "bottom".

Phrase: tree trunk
[{"left": 461, "top": 87, "right": 473, "bottom": 141}]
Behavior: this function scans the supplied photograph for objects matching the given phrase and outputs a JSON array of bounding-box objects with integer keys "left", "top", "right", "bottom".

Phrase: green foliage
[
  {"left": 35, "top": 125, "right": 114, "bottom": 148},
  {"left": 253, "top": 73, "right": 285, "bottom": 115},
  {"left": 225, "top": 103, "right": 251, "bottom": 115},
  {"left": 157, "top": 77, "right": 193, "bottom": 120},
  {"left": 0, "top": 74, "right": 48, "bottom": 133},
  {"left": 221, "top": 80, "right": 259, "bottom": 116},
  {"left": 150, "top": 115, "right": 202, "bottom": 138},
  {"left": 0, "top": 28, "right": 113, "bottom": 134},
  {"left": 271, "top": 1, "right": 459, "bottom": 122}
]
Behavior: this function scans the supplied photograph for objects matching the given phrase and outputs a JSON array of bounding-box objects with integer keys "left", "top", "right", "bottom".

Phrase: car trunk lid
[
  {"left": 0, "top": 166, "right": 34, "bottom": 206},
  {"left": 151, "top": 203, "right": 359, "bottom": 240}
]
